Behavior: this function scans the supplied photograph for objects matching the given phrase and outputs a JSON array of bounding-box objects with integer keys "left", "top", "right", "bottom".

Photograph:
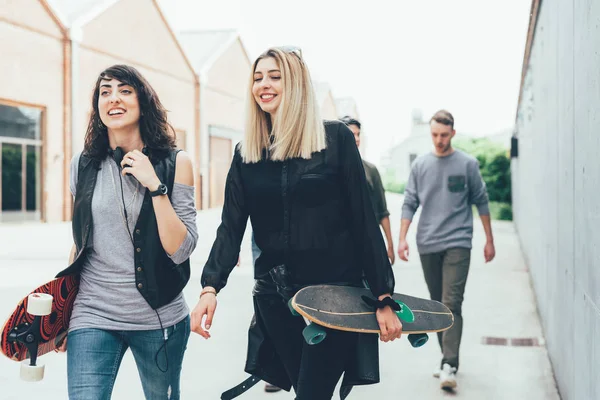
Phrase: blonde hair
[{"left": 241, "top": 47, "right": 326, "bottom": 163}]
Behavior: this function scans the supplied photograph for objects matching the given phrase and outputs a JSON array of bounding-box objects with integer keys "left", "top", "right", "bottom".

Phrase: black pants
[{"left": 256, "top": 294, "right": 358, "bottom": 400}]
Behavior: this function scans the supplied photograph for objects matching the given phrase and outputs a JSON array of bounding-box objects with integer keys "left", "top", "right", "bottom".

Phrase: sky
[{"left": 158, "top": 0, "right": 532, "bottom": 165}]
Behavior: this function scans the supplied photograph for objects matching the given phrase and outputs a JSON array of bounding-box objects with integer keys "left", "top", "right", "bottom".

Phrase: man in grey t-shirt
[{"left": 398, "top": 110, "right": 496, "bottom": 391}]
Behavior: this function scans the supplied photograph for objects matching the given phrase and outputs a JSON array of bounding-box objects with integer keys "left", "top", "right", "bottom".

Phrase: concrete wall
[
  {"left": 0, "top": 0, "right": 66, "bottom": 222},
  {"left": 208, "top": 136, "right": 231, "bottom": 208},
  {"left": 201, "top": 38, "right": 249, "bottom": 208},
  {"left": 204, "top": 38, "right": 250, "bottom": 109},
  {"left": 73, "top": 0, "right": 197, "bottom": 154},
  {"left": 512, "top": 1, "right": 600, "bottom": 399}
]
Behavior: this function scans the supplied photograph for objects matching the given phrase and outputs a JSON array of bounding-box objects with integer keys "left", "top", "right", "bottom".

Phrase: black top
[{"left": 201, "top": 120, "right": 394, "bottom": 297}]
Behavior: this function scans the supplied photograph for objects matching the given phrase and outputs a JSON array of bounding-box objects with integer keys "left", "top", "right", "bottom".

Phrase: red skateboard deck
[{"left": 1, "top": 275, "right": 79, "bottom": 361}]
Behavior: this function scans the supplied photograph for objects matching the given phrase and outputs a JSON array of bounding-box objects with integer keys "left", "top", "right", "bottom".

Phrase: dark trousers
[
  {"left": 419, "top": 247, "right": 471, "bottom": 371},
  {"left": 256, "top": 294, "right": 358, "bottom": 400}
]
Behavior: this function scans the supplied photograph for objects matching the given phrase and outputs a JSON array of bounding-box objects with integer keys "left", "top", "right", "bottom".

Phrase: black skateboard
[
  {"left": 220, "top": 284, "right": 454, "bottom": 399},
  {"left": 290, "top": 285, "right": 454, "bottom": 347}
]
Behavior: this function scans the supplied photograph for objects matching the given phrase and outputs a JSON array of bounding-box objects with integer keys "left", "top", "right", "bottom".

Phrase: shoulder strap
[
  {"left": 76, "top": 153, "right": 95, "bottom": 187},
  {"left": 166, "top": 149, "right": 182, "bottom": 199},
  {"left": 220, "top": 375, "right": 261, "bottom": 400}
]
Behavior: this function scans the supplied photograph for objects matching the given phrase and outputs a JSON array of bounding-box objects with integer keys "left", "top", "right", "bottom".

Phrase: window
[{"left": 0, "top": 104, "right": 42, "bottom": 222}]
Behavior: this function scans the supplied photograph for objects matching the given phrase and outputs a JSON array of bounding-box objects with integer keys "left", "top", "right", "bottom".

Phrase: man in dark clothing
[{"left": 341, "top": 116, "right": 395, "bottom": 265}]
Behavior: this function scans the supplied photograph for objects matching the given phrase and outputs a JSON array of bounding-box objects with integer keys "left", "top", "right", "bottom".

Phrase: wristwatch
[{"left": 149, "top": 183, "right": 168, "bottom": 197}]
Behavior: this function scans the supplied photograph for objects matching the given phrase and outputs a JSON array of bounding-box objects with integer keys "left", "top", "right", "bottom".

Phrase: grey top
[
  {"left": 68, "top": 151, "right": 198, "bottom": 331},
  {"left": 401, "top": 150, "right": 490, "bottom": 254}
]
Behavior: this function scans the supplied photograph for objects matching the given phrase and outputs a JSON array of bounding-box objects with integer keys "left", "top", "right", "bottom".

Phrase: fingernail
[{"left": 206, "top": 324, "right": 211, "bottom": 329}]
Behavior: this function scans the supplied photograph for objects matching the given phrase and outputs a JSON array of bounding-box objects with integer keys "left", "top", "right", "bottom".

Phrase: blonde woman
[{"left": 191, "top": 47, "right": 401, "bottom": 400}]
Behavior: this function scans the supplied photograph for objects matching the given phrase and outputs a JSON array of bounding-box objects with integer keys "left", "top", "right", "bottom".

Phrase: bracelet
[
  {"left": 200, "top": 288, "right": 217, "bottom": 298},
  {"left": 361, "top": 295, "right": 401, "bottom": 311}
]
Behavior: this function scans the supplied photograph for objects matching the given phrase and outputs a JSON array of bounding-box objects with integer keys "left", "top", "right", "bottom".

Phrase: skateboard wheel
[
  {"left": 26, "top": 293, "right": 53, "bottom": 316},
  {"left": 394, "top": 300, "right": 415, "bottom": 323},
  {"left": 302, "top": 323, "right": 327, "bottom": 345},
  {"left": 288, "top": 299, "right": 300, "bottom": 317},
  {"left": 408, "top": 333, "right": 429, "bottom": 348},
  {"left": 20, "top": 360, "right": 45, "bottom": 382}
]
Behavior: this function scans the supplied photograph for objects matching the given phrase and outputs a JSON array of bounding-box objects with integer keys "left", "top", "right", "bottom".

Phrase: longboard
[
  {"left": 1, "top": 275, "right": 79, "bottom": 381},
  {"left": 290, "top": 285, "right": 453, "bottom": 347}
]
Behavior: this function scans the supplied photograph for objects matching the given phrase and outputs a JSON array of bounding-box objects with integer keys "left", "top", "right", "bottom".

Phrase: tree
[{"left": 454, "top": 137, "right": 511, "bottom": 204}]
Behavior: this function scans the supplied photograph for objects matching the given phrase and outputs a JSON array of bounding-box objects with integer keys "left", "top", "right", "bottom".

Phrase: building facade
[
  {"left": 0, "top": 0, "right": 67, "bottom": 223},
  {"left": 511, "top": 1, "right": 600, "bottom": 399}
]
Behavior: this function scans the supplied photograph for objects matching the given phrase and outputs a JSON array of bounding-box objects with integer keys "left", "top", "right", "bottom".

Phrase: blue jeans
[{"left": 67, "top": 315, "right": 190, "bottom": 400}]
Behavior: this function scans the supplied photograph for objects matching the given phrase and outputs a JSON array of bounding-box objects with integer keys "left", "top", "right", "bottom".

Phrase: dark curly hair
[
  {"left": 83, "top": 64, "right": 177, "bottom": 161},
  {"left": 340, "top": 115, "right": 361, "bottom": 130}
]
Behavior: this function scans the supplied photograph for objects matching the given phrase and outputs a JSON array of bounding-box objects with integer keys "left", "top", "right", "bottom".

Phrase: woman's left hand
[
  {"left": 376, "top": 294, "right": 403, "bottom": 342},
  {"left": 121, "top": 150, "right": 161, "bottom": 190}
]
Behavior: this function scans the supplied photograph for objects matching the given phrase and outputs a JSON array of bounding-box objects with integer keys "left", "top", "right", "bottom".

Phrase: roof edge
[
  {"left": 70, "top": 0, "right": 121, "bottom": 30},
  {"left": 514, "top": 0, "right": 542, "bottom": 127},
  {"left": 40, "top": 0, "right": 68, "bottom": 36},
  {"left": 153, "top": 0, "right": 199, "bottom": 84}
]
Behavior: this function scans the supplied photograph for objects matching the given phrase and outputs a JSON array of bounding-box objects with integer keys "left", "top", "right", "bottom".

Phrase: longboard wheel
[
  {"left": 288, "top": 299, "right": 300, "bottom": 317},
  {"left": 302, "top": 323, "right": 327, "bottom": 345},
  {"left": 20, "top": 360, "right": 45, "bottom": 382},
  {"left": 408, "top": 333, "right": 429, "bottom": 348},
  {"left": 394, "top": 300, "right": 415, "bottom": 323},
  {"left": 26, "top": 293, "right": 53, "bottom": 316}
]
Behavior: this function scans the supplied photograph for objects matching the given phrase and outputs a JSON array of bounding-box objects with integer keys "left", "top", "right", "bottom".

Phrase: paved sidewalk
[{"left": 0, "top": 193, "right": 560, "bottom": 399}]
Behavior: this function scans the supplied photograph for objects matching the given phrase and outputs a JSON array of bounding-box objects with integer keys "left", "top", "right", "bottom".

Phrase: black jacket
[
  {"left": 202, "top": 120, "right": 395, "bottom": 395},
  {"left": 202, "top": 120, "right": 394, "bottom": 296},
  {"left": 56, "top": 149, "right": 190, "bottom": 310}
]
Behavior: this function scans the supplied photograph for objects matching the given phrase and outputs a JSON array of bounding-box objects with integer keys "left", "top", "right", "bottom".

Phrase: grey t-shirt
[
  {"left": 68, "top": 151, "right": 198, "bottom": 331},
  {"left": 401, "top": 150, "right": 490, "bottom": 254}
]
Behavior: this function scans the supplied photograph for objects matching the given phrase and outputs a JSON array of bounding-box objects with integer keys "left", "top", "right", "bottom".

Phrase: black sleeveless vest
[{"left": 56, "top": 149, "right": 191, "bottom": 310}]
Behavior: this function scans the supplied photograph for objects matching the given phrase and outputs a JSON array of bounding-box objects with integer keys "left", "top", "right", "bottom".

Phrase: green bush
[
  {"left": 381, "top": 166, "right": 405, "bottom": 194},
  {"left": 384, "top": 181, "right": 405, "bottom": 194},
  {"left": 454, "top": 138, "right": 511, "bottom": 204},
  {"left": 496, "top": 203, "right": 513, "bottom": 221},
  {"left": 486, "top": 201, "right": 513, "bottom": 221}
]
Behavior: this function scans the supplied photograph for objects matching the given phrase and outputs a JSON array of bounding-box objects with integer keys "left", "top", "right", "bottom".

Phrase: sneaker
[
  {"left": 264, "top": 383, "right": 282, "bottom": 393},
  {"left": 439, "top": 363, "right": 457, "bottom": 390}
]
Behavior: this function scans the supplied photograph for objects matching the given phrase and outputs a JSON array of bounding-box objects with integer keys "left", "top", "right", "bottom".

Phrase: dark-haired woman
[{"left": 56, "top": 64, "right": 198, "bottom": 400}]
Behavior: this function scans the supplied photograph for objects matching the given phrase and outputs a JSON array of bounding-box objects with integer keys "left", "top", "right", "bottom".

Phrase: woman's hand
[
  {"left": 120, "top": 150, "right": 161, "bottom": 190},
  {"left": 55, "top": 336, "right": 67, "bottom": 353},
  {"left": 375, "top": 294, "right": 403, "bottom": 342},
  {"left": 191, "top": 290, "right": 217, "bottom": 339}
]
